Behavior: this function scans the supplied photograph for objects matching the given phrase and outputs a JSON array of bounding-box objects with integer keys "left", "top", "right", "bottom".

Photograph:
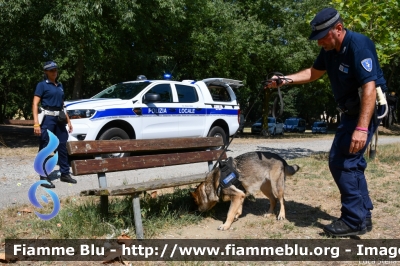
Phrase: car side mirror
[{"left": 143, "top": 93, "right": 161, "bottom": 103}]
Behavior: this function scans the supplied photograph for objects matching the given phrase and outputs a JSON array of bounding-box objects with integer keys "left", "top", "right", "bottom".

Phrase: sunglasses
[{"left": 46, "top": 69, "right": 58, "bottom": 72}]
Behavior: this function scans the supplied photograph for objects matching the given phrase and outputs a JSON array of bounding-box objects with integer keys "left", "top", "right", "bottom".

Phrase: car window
[
  {"left": 285, "top": 119, "right": 297, "bottom": 125},
  {"left": 268, "top": 117, "right": 276, "bottom": 123},
  {"left": 277, "top": 118, "right": 282, "bottom": 124},
  {"left": 147, "top": 84, "right": 172, "bottom": 103},
  {"left": 209, "top": 86, "right": 231, "bottom": 102},
  {"left": 314, "top": 122, "right": 326, "bottom": 127},
  {"left": 176, "top": 84, "right": 199, "bottom": 103},
  {"left": 92, "top": 82, "right": 149, "bottom": 100}
]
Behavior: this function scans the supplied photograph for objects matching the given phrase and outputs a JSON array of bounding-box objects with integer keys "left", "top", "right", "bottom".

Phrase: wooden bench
[{"left": 66, "top": 137, "right": 226, "bottom": 239}]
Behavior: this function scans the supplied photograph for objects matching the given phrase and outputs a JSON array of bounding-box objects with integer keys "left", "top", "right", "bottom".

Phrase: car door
[
  {"left": 140, "top": 83, "right": 180, "bottom": 139},
  {"left": 174, "top": 84, "right": 206, "bottom": 137}
]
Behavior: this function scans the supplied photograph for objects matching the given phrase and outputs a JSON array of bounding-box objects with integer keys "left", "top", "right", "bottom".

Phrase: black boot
[
  {"left": 40, "top": 177, "right": 55, "bottom": 189},
  {"left": 366, "top": 217, "right": 373, "bottom": 232},
  {"left": 324, "top": 219, "right": 367, "bottom": 237},
  {"left": 60, "top": 174, "right": 77, "bottom": 184}
]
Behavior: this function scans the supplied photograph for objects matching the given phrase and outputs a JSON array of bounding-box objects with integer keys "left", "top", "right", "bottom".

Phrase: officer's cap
[
  {"left": 309, "top": 8, "right": 341, "bottom": 40},
  {"left": 43, "top": 61, "right": 58, "bottom": 71}
]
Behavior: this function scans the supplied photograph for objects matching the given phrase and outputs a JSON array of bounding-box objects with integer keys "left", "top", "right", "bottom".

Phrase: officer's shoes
[
  {"left": 60, "top": 174, "right": 77, "bottom": 184},
  {"left": 40, "top": 177, "right": 55, "bottom": 189},
  {"left": 323, "top": 219, "right": 367, "bottom": 237},
  {"left": 366, "top": 217, "right": 373, "bottom": 232}
]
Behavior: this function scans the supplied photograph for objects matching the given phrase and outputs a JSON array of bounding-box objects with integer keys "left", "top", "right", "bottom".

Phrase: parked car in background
[
  {"left": 251, "top": 117, "right": 284, "bottom": 135},
  {"left": 312, "top": 121, "right": 328, "bottom": 134},
  {"left": 284, "top": 117, "right": 306, "bottom": 133}
]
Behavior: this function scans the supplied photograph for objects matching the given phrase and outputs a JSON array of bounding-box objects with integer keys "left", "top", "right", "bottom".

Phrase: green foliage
[
  {"left": 331, "top": 0, "right": 400, "bottom": 65},
  {"left": 2, "top": 0, "right": 397, "bottom": 124}
]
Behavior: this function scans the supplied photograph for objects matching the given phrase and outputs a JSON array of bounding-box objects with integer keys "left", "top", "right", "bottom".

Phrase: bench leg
[
  {"left": 100, "top": 195, "right": 108, "bottom": 216},
  {"left": 97, "top": 171, "right": 108, "bottom": 216},
  {"left": 208, "top": 160, "right": 214, "bottom": 172},
  {"left": 132, "top": 193, "right": 144, "bottom": 239}
]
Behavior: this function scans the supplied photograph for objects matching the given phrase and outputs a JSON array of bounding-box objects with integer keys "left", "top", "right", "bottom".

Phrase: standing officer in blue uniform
[
  {"left": 267, "top": 8, "right": 387, "bottom": 237},
  {"left": 32, "top": 61, "right": 77, "bottom": 188}
]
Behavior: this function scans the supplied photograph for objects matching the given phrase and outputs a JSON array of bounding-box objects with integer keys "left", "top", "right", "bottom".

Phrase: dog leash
[{"left": 211, "top": 72, "right": 292, "bottom": 170}]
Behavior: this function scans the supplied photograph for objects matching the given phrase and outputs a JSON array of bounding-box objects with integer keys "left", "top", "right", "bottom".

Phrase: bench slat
[
  {"left": 71, "top": 150, "right": 226, "bottom": 175},
  {"left": 67, "top": 137, "right": 224, "bottom": 155},
  {"left": 80, "top": 173, "right": 207, "bottom": 196}
]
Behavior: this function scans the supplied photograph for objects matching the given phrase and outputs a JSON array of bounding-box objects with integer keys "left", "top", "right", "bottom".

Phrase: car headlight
[{"left": 67, "top": 109, "right": 96, "bottom": 119}]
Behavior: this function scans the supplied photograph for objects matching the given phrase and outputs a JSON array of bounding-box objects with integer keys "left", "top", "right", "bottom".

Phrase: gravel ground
[{"left": 1, "top": 131, "right": 400, "bottom": 210}]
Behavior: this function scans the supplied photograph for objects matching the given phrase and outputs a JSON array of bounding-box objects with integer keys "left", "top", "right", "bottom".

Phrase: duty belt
[{"left": 43, "top": 110, "right": 60, "bottom": 116}]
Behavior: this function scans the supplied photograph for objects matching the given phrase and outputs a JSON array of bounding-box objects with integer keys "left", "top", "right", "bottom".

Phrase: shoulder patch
[{"left": 361, "top": 58, "right": 373, "bottom": 72}]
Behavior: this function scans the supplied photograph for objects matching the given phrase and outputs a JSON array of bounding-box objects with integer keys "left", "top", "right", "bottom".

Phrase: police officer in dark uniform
[
  {"left": 267, "top": 8, "right": 387, "bottom": 237},
  {"left": 32, "top": 61, "right": 77, "bottom": 188}
]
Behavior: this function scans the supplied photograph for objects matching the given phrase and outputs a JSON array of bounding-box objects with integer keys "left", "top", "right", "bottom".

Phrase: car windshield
[
  {"left": 91, "top": 82, "right": 150, "bottom": 100},
  {"left": 285, "top": 119, "right": 298, "bottom": 125}
]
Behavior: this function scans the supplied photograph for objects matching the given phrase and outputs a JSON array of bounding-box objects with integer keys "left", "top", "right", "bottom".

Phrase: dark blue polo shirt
[
  {"left": 34, "top": 80, "right": 65, "bottom": 109},
  {"left": 313, "top": 29, "right": 386, "bottom": 106}
]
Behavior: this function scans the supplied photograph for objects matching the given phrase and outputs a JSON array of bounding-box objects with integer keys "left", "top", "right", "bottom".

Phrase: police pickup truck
[{"left": 65, "top": 77, "right": 243, "bottom": 156}]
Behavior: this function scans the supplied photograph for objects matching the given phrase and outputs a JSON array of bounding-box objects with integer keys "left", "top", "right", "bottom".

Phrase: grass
[
  {"left": 0, "top": 187, "right": 202, "bottom": 240},
  {"left": 1, "top": 142, "right": 400, "bottom": 242}
]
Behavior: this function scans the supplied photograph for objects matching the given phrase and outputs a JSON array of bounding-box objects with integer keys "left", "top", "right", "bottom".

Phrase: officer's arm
[
  {"left": 349, "top": 81, "right": 376, "bottom": 154},
  {"left": 63, "top": 102, "right": 73, "bottom": 133},
  {"left": 283, "top": 67, "right": 325, "bottom": 85},
  {"left": 268, "top": 67, "right": 326, "bottom": 88},
  {"left": 32, "top": 96, "right": 41, "bottom": 125},
  {"left": 358, "top": 81, "right": 376, "bottom": 129}
]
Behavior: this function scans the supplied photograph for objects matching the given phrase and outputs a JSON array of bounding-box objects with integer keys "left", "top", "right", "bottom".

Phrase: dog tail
[{"left": 285, "top": 164, "right": 300, "bottom": 176}]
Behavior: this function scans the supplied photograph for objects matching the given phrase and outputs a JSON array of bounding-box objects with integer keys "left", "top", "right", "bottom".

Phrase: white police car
[{"left": 65, "top": 76, "right": 242, "bottom": 156}]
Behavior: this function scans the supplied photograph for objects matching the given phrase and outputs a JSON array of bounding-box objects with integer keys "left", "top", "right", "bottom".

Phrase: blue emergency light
[{"left": 163, "top": 73, "right": 172, "bottom": 80}]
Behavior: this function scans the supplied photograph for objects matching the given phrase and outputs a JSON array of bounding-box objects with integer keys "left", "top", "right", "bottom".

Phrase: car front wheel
[
  {"left": 98, "top": 127, "right": 130, "bottom": 158},
  {"left": 207, "top": 126, "right": 227, "bottom": 150}
]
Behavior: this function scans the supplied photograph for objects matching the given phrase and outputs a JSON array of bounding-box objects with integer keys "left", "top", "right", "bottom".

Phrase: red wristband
[{"left": 355, "top": 127, "right": 368, "bottom": 132}]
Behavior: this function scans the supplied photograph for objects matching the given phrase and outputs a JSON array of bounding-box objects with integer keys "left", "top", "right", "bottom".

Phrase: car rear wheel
[
  {"left": 207, "top": 126, "right": 227, "bottom": 150},
  {"left": 98, "top": 127, "right": 130, "bottom": 158}
]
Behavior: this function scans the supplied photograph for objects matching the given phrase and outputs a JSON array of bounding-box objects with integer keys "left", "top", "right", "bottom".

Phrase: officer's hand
[
  {"left": 264, "top": 75, "right": 286, "bottom": 89},
  {"left": 34, "top": 126, "right": 41, "bottom": 136},
  {"left": 349, "top": 130, "right": 368, "bottom": 154},
  {"left": 68, "top": 123, "right": 73, "bottom": 133}
]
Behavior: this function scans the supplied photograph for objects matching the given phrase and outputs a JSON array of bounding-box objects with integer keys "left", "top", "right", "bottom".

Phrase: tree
[{"left": 332, "top": 0, "right": 400, "bottom": 65}]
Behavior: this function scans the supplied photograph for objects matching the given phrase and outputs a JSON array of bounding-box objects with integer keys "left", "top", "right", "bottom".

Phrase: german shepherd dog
[{"left": 191, "top": 151, "right": 300, "bottom": 230}]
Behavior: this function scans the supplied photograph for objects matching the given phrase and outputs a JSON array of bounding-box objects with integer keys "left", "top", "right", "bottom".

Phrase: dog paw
[
  {"left": 277, "top": 215, "right": 286, "bottom": 220},
  {"left": 218, "top": 224, "right": 230, "bottom": 231}
]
